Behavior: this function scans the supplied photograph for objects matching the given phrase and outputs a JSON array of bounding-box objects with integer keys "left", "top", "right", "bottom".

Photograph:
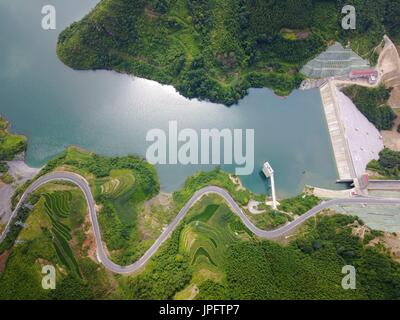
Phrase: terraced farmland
[
  {"left": 175, "top": 198, "right": 252, "bottom": 299},
  {"left": 43, "top": 191, "right": 81, "bottom": 276},
  {"left": 96, "top": 169, "right": 135, "bottom": 199},
  {"left": 180, "top": 200, "right": 250, "bottom": 273}
]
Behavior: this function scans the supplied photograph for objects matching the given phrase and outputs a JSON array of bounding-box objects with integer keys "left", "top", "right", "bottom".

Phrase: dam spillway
[{"left": 319, "top": 81, "right": 384, "bottom": 182}]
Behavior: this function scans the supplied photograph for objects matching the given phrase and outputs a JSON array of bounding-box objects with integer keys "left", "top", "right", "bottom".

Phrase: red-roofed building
[{"left": 349, "top": 69, "right": 378, "bottom": 84}]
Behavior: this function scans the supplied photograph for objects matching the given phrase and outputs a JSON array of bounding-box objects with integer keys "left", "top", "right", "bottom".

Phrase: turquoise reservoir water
[{"left": 0, "top": 0, "right": 341, "bottom": 197}]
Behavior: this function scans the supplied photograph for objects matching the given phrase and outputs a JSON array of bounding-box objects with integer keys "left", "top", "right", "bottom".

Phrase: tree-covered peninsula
[{"left": 57, "top": 0, "right": 400, "bottom": 105}]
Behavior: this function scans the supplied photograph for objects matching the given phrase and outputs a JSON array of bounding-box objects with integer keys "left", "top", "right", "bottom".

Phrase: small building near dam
[{"left": 349, "top": 69, "right": 379, "bottom": 84}]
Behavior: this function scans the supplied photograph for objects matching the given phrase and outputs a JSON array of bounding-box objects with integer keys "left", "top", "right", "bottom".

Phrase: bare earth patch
[
  {"left": 388, "top": 87, "right": 400, "bottom": 108},
  {"left": 82, "top": 214, "right": 98, "bottom": 262},
  {"left": 381, "top": 109, "right": 400, "bottom": 151},
  {"left": 369, "top": 232, "right": 400, "bottom": 262},
  {"left": 366, "top": 169, "right": 384, "bottom": 179},
  {"left": 229, "top": 174, "right": 244, "bottom": 191},
  {"left": 351, "top": 223, "right": 368, "bottom": 239},
  {"left": 0, "top": 250, "right": 11, "bottom": 273},
  {"left": 139, "top": 193, "right": 174, "bottom": 240}
]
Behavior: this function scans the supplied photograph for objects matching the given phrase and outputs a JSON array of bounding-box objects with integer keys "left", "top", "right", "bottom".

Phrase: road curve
[{"left": 2, "top": 171, "right": 400, "bottom": 274}]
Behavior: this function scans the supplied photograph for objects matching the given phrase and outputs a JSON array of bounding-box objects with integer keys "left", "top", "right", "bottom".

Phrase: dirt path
[
  {"left": 0, "top": 159, "right": 40, "bottom": 223},
  {"left": 381, "top": 109, "right": 400, "bottom": 151},
  {"left": 380, "top": 36, "right": 400, "bottom": 108}
]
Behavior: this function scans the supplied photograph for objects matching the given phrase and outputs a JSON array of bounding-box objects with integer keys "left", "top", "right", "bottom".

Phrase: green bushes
[
  {"left": 173, "top": 168, "right": 252, "bottom": 207},
  {"left": 49, "top": 273, "right": 93, "bottom": 300},
  {"left": 368, "top": 148, "right": 400, "bottom": 178},
  {"left": 39, "top": 148, "right": 159, "bottom": 266},
  {"left": 0, "top": 236, "right": 56, "bottom": 300},
  {"left": 293, "top": 214, "right": 400, "bottom": 299},
  {"left": 41, "top": 147, "right": 160, "bottom": 198},
  {"left": 342, "top": 85, "right": 396, "bottom": 130},
  {"left": 0, "top": 116, "right": 27, "bottom": 161},
  {"left": 246, "top": 72, "right": 304, "bottom": 96},
  {"left": 0, "top": 207, "right": 30, "bottom": 254},
  {"left": 248, "top": 210, "right": 290, "bottom": 230},
  {"left": 98, "top": 203, "right": 125, "bottom": 250},
  {"left": 1, "top": 172, "right": 14, "bottom": 184},
  {"left": 120, "top": 225, "right": 191, "bottom": 299},
  {"left": 278, "top": 194, "right": 320, "bottom": 215},
  {"left": 206, "top": 214, "right": 400, "bottom": 300},
  {"left": 0, "top": 162, "right": 8, "bottom": 173}
]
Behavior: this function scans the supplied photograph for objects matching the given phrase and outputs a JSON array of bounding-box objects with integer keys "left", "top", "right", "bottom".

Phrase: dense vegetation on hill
[
  {"left": 342, "top": 85, "right": 396, "bottom": 130},
  {"left": 368, "top": 148, "right": 400, "bottom": 178},
  {"left": 2, "top": 157, "right": 400, "bottom": 299},
  {"left": 42, "top": 147, "right": 160, "bottom": 265},
  {"left": 120, "top": 199, "right": 400, "bottom": 300},
  {"left": 7, "top": 146, "right": 160, "bottom": 266},
  {"left": 0, "top": 117, "right": 26, "bottom": 179},
  {"left": 57, "top": 0, "right": 400, "bottom": 105},
  {"left": 222, "top": 214, "right": 400, "bottom": 299},
  {"left": 278, "top": 193, "right": 320, "bottom": 216},
  {"left": 0, "top": 189, "right": 113, "bottom": 300},
  {"left": 1, "top": 137, "right": 399, "bottom": 299},
  {"left": 173, "top": 168, "right": 252, "bottom": 207}
]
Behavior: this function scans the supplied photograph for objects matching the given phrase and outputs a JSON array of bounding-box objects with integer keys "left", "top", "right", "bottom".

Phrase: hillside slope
[{"left": 57, "top": 0, "right": 400, "bottom": 105}]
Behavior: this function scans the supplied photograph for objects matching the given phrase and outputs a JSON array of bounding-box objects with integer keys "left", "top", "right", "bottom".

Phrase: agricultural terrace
[
  {"left": 2, "top": 148, "right": 400, "bottom": 299},
  {"left": 0, "top": 185, "right": 115, "bottom": 300},
  {"left": 27, "top": 146, "right": 160, "bottom": 266},
  {"left": 42, "top": 192, "right": 80, "bottom": 276},
  {"left": 9, "top": 147, "right": 322, "bottom": 269},
  {"left": 175, "top": 195, "right": 252, "bottom": 299},
  {"left": 119, "top": 194, "right": 400, "bottom": 300}
]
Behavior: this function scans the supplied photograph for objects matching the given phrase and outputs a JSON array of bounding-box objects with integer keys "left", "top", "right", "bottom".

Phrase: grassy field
[{"left": 246, "top": 209, "right": 291, "bottom": 231}]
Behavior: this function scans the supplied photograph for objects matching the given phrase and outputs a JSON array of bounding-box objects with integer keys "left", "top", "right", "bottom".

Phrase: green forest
[
  {"left": 1, "top": 148, "right": 400, "bottom": 299},
  {"left": 120, "top": 202, "right": 400, "bottom": 300},
  {"left": 57, "top": 0, "right": 400, "bottom": 105},
  {"left": 342, "top": 85, "right": 396, "bottom": 130},
  {"left": 368, "top": 148, "right": 400, "bottom": 178},
  {"left": 0, "top": 134, "right": 399, "bottom": 300}
]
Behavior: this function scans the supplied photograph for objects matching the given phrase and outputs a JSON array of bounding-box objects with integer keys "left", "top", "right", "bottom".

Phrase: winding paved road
[{"left": 2, "top": 171, "right": 400, "bottom": 274}]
